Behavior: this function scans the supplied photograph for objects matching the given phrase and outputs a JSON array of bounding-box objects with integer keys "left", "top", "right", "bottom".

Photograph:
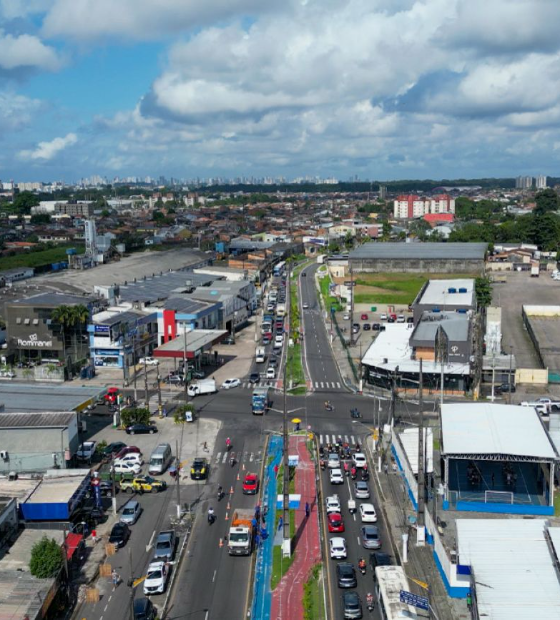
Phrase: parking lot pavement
[{"left": 209, "top": 317, "right": 258, "bottom": 385}]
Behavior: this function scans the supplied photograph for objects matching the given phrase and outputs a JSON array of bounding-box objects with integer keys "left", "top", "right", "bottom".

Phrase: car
[
  {"left": 143, "top": 561, "right": 170, "bottom": 595},
  {"left": 269, "top": 356, "right": 278, "bottom": 368},
  {"left": 272, "top": 345, "right": 282, "bottom": 355},
  {"left": 133, "top": 598, "right": 157, "bottom": 620},
  {"left": 363, "top": 323, "right": 371, "bottom": 331},
  {"left": 360, "top": 313, "right": 368, "bottom": 321},
  {"left": 249, "top": 372, "right": 260, "bottom": 384},
  {"left": 352, "top": 453, "right": 367, "bottom": 468},
  {"left": 387, "top": 316, "right": 395, "bottom": 323},
  {"left": 498, "top": 382, "right": 516, "bottom": 393},
  {"left": 243, "top": 472, "right": 259, "bottom": 494},
  {"left": 164, "top": 374, "right": 184, "bottom": 385},
  {"left": 341, "top": 591, "right": 362, "bottom": 619},
  {"left": 328, "top": 512, "right": 345, "bottom": 533},
  {"left": 120, "top": 500, "right": 142, "bottom": 525},
  {"left": 85, "top": 479, "right": 116, "bottom": 499},
  {"left": 326, "top": 495, "right": 341, "bottom": 514},
  {"left": 152, "top": 530, "right": 176, "bottom": 561},
  {"left": 116, "top": 453, "right": 143, "bottom": 467},
  {"left": 330, "top": 468, "right": 344, "bottom": 484},
  {"left": 302, "top": 272, "right": 307, "bottom": 277},
  {"left": 371, "top": 323, "right": 380, "bottom": 331},
  {"left": 192, "top": 370, "right": 205, "bottom": 379},
  {"left": 222, "top": 335, "right": 235, "bottom": 345},
  {"left": 104, "top": 387, "right": 120, "bottom": 403},
  {"left": 274, "top": 334, "right": 283, "bottom": 345},
  {"left": 221, "top": 378, "right": 241, "bottom": 390},
  {"left": 328, "top": 453, "right": 341, "bottom": 469},
  {"left": 397, "top": 315, "right": 405, "bottom": 323},
  {"left": 139, "top": 357, "right": 159, "bottom": 366},
  {"left": 370, "top": 551, "right": 392, "bottom": 577},
  {"left": 329, "top": 537, "right": 347, "bottom": 559},
  {"left": 343, "top": 313, "right": 351, "bottom": 320},
  {"left": 72, "top": 506, "right": 107, "bottom": 530},
  {"left": 76, "top": 441, "right": 97, "bottom": 461},
  {"left": 302, "top": 302, "right": 309, "bottom": 309},
  {"left": 336, "top": 562, "right": 357, "bottom": 588},
  {"left": 114, "top": 446, "right": 142, "bottom": 460},
  {"left": 352, "top": 324, "right": 360, "bottom": 334},
  {"left": 380, "top": 313, "right": 387, "bottom": 321},
  {"left": 359, "top": 503, "right": 377, "bottom": 523},
  {"left": 361, "top": 525, "right": 381, "bottom": 549},
  {"left": 354, "top": 481, "right": 370, "bottom": 499},
  {"left": 108, "top": 522, "right": 130, "bottom": 548},
  {"left": 120, "top": 476, "right": 167, "bottom": 494},
  {"left": 112, "top": 460, "right": 142, "bottom": 475},
  {"left": 266, "top": 367, "right": 276, "bottom": 379},
  {"left": 102, "top": 441, "right": 127, "bottom": 458},
  {"left": 190, "top": 457, "right": 209, "bottom": 480},
  {"left": 262, "top": 334, "right": 272, "bottom": 345},
  {"left": 126, "top": 423, "right": 158, "bottom": 435}
]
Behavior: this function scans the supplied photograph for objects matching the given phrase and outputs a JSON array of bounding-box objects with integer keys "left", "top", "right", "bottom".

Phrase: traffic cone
[
  {"left": 237, "top": 473, "right": 240, "bottom": 481},
  {"left": 242, "top": 463, "right": 245, "bottom": 471},
  {"left": 219, "top": 538, "right": 223, "bottom": 548},
  {"left": 227, "top": 501, "right": 231, "bottom": 510},
  {"left": 225, "top": 512, "right": 229, "bottom": 520},
  {"left": 230, "top": 486, "right": 234, "bottom": 495}
]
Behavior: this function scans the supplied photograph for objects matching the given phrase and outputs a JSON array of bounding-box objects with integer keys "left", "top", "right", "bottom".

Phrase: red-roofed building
[
  {"left": 423, "top": 213, "right": 455, "bottom": 227},
  {"left": 394, "top": 194, "right": 455, "bottom": 219}
]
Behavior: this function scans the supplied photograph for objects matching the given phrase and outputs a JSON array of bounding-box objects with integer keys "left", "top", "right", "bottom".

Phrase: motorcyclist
[
  {"left": 217, "top": 485, "right": 223, "bottom": 500},
  {"left": 366, "top": 592, "right": 374, "bottom": 608},
  {"left": 351, "top": 466, "right": 357, "bottom": 479},
  {"left": 208, "top": 507, "right": 215, "bottom": 523},
  {"left": 359, "top": 557, "right": 366, "bottom": 572},
  {"left": 225, "top": 437, "right": 231, "bottom": 450}
]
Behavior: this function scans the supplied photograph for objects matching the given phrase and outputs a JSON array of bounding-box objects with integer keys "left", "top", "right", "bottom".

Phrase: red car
[
  {"left": 328, "top": 513, "right": 345, "bottom": 533},
  {"left": 104, "top": 387, "right": 119, "bottom": 403},
  {"left": 243, "top": 473, "right": 259, "bottom": 495},
  {"left": 114, "top": 446, "right": 142, "bottom": 460},
  {"left": 361, "top": 313, "right": 368, "bottom": 321}
]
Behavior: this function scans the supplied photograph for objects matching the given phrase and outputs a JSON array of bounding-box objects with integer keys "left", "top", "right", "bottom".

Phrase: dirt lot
[{"left": 494, "top": 271, "right": 560, "bottom": 369}]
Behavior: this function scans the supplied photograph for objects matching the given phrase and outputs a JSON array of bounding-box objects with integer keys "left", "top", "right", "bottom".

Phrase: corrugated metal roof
[
  {"left": 412, "top": 313, "right": 470, "bottom": 343},
  {"left": 349, "top": 242, "right": 488, "bottom": 260},
  {"left": 458, "top": 519, "right": 560, "bottom": 619},
  {"left": 441, "top": 404, "right": 557, "bottom": 459},
  {"left": 0, "top": 412, "right": 75, "bottom": 428},
  {"left": 399, "top": 428, "right": 433, "bottom": 474}
]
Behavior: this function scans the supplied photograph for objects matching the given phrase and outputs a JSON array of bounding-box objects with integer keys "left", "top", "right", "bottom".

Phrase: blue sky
[{"left": 1, "top": 0, "right": 560, "bottom": 182}]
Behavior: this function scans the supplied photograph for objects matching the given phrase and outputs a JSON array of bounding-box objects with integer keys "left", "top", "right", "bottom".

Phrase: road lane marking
[
  {"left": 222, "top": 452, "right": 228, "bottom": 464},
  {"left": 104, "top": 604, "right": 109, "bottom": 611},
  {"left": 146, "top": 530, "right": 156, "bottom": 553},
  {"left": 212, "top": 569, "right": 217, "bottom": 582},
  {"left": 108, "top": 595, "right": 112, "bottom": 602}
]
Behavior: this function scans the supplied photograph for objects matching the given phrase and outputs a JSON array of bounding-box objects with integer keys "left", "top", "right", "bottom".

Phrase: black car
[
  {"left": 363, "top": 323, "right": 371, "bottom": 331},
  {"left": 341, "top": 591, "right": 362, "bottom": 619},
  {"left": 85, "top": 480, "right": 116, "bottom": 499},
  {"left": 109, "top": 522, "right": 130, "bottom": 548},
  {"left": 72, "top": 506, "right": 107, "bottom": 531},
  {"left": 370, "top": 551, "right": 392, "bottom": 578},
  {"left": 269, "top": 357, "right": 278, "bottom": 368},
  {"left": 249, "top": 372, "right": 260, "bottom": 384},
  {"left": 387, "top": 316, "right": 395, "bottom": 323},
  {"left": 336, "top": 562, "right": 357, "bottom": 588},
  {"left": 302, "top": 272, "right": 306, "bottom": 277},
  {"left": 133, "top": 597, "right": 157, "bottom": 620},
  {"left": 102, "top": 441, "right": 127, "bottom": 458},
  {"left": 498, "top": 383, "right": 516, "bottom": 393},
  {"left": 190, "top": 457, "right": 209, "bottom": 480},
  {"left": 126, "top": 423, "right": 158, "bottom": 435},
  {"left": 371, "top": 323, "right": 380, "bottom": 331}
]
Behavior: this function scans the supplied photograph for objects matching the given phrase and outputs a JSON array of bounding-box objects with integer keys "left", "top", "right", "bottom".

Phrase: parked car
[
  {"left": 336, "top": 562, "right": 357, "bottom": 588},
  {"left": 370, "top": 551, "right": 392, "bottom": 577},
  {"left": 120, "top": 500, "right": 142, "bottom": 525},
  {"left": 120, "top": 476, "right": 166, "bottom": 494},
  {"left": 143, "top": 561, "right": 170, "bottom": 596},
  {"left": 372, "top": 323, "right": 380, "bottom": 331},
  {"left": 112, "top": 460, "right": 142, "bottom": 475},
  {"left": 360, "top": 313, "right": 368, "bottom": 320},
  {"left": 76, "top": 441, "right": 97, "bottom": 461},
  {"left": 102, "top": 441, "right": 127, "bottom": 458},
  {"left": 343, "top": 313, "right": 351, "bottom": 320},
  {"left": 498, "top": 383, "right": 516, "bottom": 394},
  {"left": 126, "top": 423, "right": 158, "bottom": 435},
  {"left": 363, "top": 323, "right": 371, "bottom": 331},
  {"left": 108, "top": 522, "right": 130, "bottom": 548},
  {"left": 139, "top": 357, "right": 159, "bottom": 366},
  {"left": 361, "top": 525, "right": 381, "bottom": 549},
  {"left": 352, "top": 324, "right": 360, "bottom": 334},
  {"left": 221, "top": 335, "right": 235, "bottom": 345},
  {"left": 133, "top": 598, "right": 157, "bottom": 620},
  {"left": 114, "top": 446, "right": 142, "bottom": 460},
  {"left": 359, "top": 503, "right": 377, "bottom": 523},
  {"left": 379, "top": 313, "right": 387, "bottom": 321},
  {"left": 116, "top": 453, "right": 143, "bottom": 467},
  {"left": 221, "top": 378, "right": 241, "bottom": 390},
  {"left": 329, "top": 537, "right": 347, "bottom": 559},
  {"left": 152, "top": 530, "right": 176, "bottom": 561},
  {"left": 328, "top": 513, "right": 345, "bottom": 533},
  {"left": 341, "top": 591, "right": 362, "bottom": 619}
]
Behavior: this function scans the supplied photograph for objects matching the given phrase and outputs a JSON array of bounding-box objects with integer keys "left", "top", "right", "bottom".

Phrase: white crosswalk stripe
[{"left": 337, "top": 382, "right": 341, "bottom": 389}]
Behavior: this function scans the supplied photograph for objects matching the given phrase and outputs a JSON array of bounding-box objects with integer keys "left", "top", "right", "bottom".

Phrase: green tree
[
  {"left": 13, "top": 191, "right": 39, "bottom": 214},
  {"left": 173, "top": 403, "right": 196, "bottom": 425},
  {"left": 51, "top": 305, "right": 73, "bottom": 352},
  {"left": 101, "top": 209, "right": 111, "bottom": 217},
  {"left": 30, "top": 213, "right": 51, "bottom": 224},
  {"left": 534, "top": 189, "right": 559, "bottom": 215},
  {"left": 152, "top": 210, "right": 165, "bottom": 221},
  {"left": 29, "top": 536, "right": 63, "bottom": 578},
  {"left": 120, "top": 407, "right": 150, "bottom": 427},
  {"left": 475, "top": 277, "right": 493, "bottom": 308}
]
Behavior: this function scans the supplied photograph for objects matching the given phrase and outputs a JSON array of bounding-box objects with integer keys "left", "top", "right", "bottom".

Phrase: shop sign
[{"left": 17, "top": 333, "right": 53, "bottom": 348}]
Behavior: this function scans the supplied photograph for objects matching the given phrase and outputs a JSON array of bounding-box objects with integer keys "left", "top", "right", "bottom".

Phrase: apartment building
[{"left": 393, "top": 194, "right": 455, "bottom": 219}]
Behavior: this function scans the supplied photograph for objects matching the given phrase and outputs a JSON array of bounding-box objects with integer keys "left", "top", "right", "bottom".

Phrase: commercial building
[
  {"left": 349, "top": 242, "right": 487, "bottom": 274},
  {"left": 155, "top": 297, "right": 220, "bottom": 345},
  {"left": 410, "top": 311, "right": 472, "bottom": 364},
  {"left": 522, "top": 305, "right": 560, "bottom": 380},
  {"left": 393, "top": 194, "right": 455, "bottom": 219},
  {"left": 0, "top": 412, "right": 79, "bottom": 473},
  {"left": 54, "top": 201, "right": 94, "bottom": 217},
  {"left": 0, "top": 267, "right": 34, "bottom": 287},
  {"left": 411, "top": 278, "right": 475, "bottom": 322}
]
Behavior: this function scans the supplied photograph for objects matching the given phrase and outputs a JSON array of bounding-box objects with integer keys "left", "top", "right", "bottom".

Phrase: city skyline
[{"left": 2, "top": 1, "right": 560, "bottom": 180}]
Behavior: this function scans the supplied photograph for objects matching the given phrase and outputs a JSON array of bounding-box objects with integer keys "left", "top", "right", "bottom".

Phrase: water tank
[
  {"left": 432, "top": 307, "right": 441, "bottom": 313},
  {"left": 458, "top": 287, "right": 468, "bottom": 293},
  {"left": 448, "top": 288, "right": 457, "bottom": 294}
]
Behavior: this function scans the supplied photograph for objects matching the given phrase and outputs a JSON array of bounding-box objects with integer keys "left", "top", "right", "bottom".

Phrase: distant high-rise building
[
  {"left": 535, "top": 175, "right": 547, "bottom": 189},
  {"left": 379, "top": 185, "right": 387, "bottom": 200},
  {"left": 515, "top": 176, "right": 533, "bottom": 189}
]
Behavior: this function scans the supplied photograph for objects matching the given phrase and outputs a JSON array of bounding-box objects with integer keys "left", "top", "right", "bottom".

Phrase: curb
[{"left": 161, "top": 515, "right": 195, "bottom": 619}]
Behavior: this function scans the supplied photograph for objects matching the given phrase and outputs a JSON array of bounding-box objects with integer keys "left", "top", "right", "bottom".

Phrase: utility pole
[
  {"left": 349, "top": 261, "right": 355, "bottom": 345},
  {"left": 175, "top": 439, "right": 182, "bottom": 519},
  {"left": 183, "top": 326, "right": 189, "bottom": 401},
  {"left": 132, "top": 332, "right": 137, "bottom": 403},
  {"left": 282, "top": 263, "right": 291, "bottom": 557},
  {"left": 143, "top": 359, "right": 148, "bottom": 406},
  {"left": 389, "top": 366, "right": 398, "bottom": 426},
  {"left": 157, "top": 363, "right": 162, "bottom": 417},
  {"left": 417, "top": 360, "right": 425, "bottom": 543},
  {"left": 508, "top": 346, "right": 513, "bottom": 405}
]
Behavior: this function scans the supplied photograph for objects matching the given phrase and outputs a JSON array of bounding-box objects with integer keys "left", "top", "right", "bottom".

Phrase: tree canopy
[{"left": 29, "top": 536, "right": 63, "bottom": 578}]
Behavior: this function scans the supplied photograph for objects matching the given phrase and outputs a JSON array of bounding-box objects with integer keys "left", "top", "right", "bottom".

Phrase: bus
[
  {"left": 273, "top": 261, "right": 286, "bottom": 277},
  {"left": 375, "top": 565, "right": 418, "bottom": 620}
]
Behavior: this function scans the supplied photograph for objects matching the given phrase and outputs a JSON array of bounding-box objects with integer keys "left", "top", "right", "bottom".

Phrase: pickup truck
[
  {"left": 76, "top": 441, "right": 96, "bottom": 461},
  {"left": 120, "top": 476, "right": 167, "bottom": 494},
  {"left": 536, "top": 398, "right": 560, "bottom": 412},
  {"left": 520, "top": 401, "right": 548, "bottom": 415}
]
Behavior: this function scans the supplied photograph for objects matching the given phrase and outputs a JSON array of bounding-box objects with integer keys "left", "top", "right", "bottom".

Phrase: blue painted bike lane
[{"left": 251, "top": 434, "right": 283, "bottom": 620}]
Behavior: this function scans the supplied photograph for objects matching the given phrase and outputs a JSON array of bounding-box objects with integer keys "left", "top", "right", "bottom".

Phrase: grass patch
[
  {"left": 303, "top": 564, "right": 325, "bottom": 620},
  {"left": 286, "top": 342, "right": 305, "bottom": 386},
  {"left": 433, "top": 438, "right": 441, "bottom": 451},
  {"left": 288, "top": 386, "right": 307, "bottom": 395},
  {"left": 0, "top": 244, "right": 84, "bottom": 270},
  {"left": 292, "top": 258, "right": 314, "bottom": 279},
  {"left": 319, "top": 276, "right": 343, "bottom": 312},
  {"left": 554, "top": 494, "right": 560, "bottom": 517},
  {"left": 271, "top": 544, "right": 296, "bottom": 590}
]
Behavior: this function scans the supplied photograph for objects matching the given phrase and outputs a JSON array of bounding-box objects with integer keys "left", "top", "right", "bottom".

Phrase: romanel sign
[{"left": 17, "top": 333, "right": 53, "bottom": 348}]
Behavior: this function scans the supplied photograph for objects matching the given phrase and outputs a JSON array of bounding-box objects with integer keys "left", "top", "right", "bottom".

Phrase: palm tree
[
  {"left": 51, "top": 305, "right": 73, "bottom": 353},
  {"left": 72, "top": 305, "right": 90, "bottom": 360}
]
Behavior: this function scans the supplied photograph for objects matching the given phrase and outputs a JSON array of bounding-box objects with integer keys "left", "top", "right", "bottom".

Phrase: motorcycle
[
  {"left": 320, "top": 459, "right": 326, "bottom": 470},
  {"left": 350, "top": 408, "right": 361, "bottom": 419},
  {"left": 351, "top": 469, "right": 357, "bottom": 480},
  {"left": 229, "top": 455, "right": 236, "bottom": 467},
  {"left": 325, "top": 403, "right": 334, "bottom": 412},
  {"left": 366, "top": 594, "right": 375, "bottom": 612},
  {"left": 362, "top": 469, "right": 370, "bottom": 481},
  {"left": 359, "top": 562, "right": 366, "bottom": 576},
  {"left": 208, "top": 511, "right": 216, "bottom": 525}
]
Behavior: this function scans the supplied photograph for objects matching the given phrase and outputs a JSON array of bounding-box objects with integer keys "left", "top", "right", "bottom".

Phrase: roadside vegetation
[
  {"left": 303, "top": 564, "right": 325, "bottom": 620},
  {"left": 286, "top": 283, "right": 305, "bottom": 389},
  {"left": 318, "top": 275, "right": 343, "bottom": 312},
  {"left": 271, "top": 464, "right": 297, "bottom": 589},
  {"left": 0, "top": 244, "right": 84, "bottom": 271}
]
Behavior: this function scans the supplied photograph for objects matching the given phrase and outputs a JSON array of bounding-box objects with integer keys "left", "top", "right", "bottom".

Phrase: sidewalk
[
  {"left": 270, "top": 435, "right": 321, "bottom": 620},
  {"left": 367, "top": 436, "right": 467, "bottom": 620}
]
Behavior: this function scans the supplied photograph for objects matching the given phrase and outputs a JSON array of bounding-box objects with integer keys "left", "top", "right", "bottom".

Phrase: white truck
[
  {"left": 187, "top": 379, "right": 217, "bottom": 397},
  {"left": 228, "top": 508, "right": 255, "bottom": 556},
  {"left": 531, "top": 265, "right": 540, "bottom": 277},
  {"left": 521, "top": 401, "right": 548, "bottom": 415}
]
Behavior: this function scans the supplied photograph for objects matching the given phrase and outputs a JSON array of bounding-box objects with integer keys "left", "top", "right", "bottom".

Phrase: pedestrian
[
  {"left": 383, "top": 463, "right": 389, "bottom": 475},
  {"left": 91, "top": 529, "right": 97, "bottom": 544},
  {"left": 255, "top": 504, "right": 261, "bottom": 520},
  {"left": 252, "top": 517, "right": 258, "bottom": 529},
  {"left": 305, "top": 502, "right": 310, "bottom": 518},
  {"left": 255, "top": 533, "right": 260, "bottom": 547},
  {"left": 111, "top": 569, "right": 119, "bottom": 587},
  {"left": 261, "top": 513, "right": 266, "bottom": 525},
  {"left": 278, "top": 516, "right": 283, "bottom": 531},
  {"left": 274, "top": 464, "right": 279, "bottom": 477},
  {"left": 163, "top": 407, "right": 167, "bottom": 418}
]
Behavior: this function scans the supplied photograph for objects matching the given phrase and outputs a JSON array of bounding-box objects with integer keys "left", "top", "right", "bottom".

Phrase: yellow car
[
  {"left": 121, "top": 476, "right": 167, "bottom": 494},
  {"left": 190, "top": 457, "right": 209, "bottom": 480}
]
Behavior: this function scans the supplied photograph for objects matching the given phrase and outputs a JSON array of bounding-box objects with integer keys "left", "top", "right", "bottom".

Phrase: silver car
[
  {"left": 120, "top": 500, "right": 142, "bottom": 525},
  {"left": 361, "top": 525, "right": 381, "bottom": 550},
  {"left": 354, "top": 481, "right": 370, "bottom": 499}
]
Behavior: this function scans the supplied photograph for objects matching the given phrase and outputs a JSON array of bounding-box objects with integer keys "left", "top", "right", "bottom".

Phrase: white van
[
  {"left": 256, "top": 347, "right": 266, "bottom": 363},
  {"left": 148, "top": 443, "right": 173, "bottom": 475}
]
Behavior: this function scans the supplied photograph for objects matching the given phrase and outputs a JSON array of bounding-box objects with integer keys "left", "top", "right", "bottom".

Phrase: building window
[
  {"left": 33, "top": 319, "right": 39, "bottom": 325},
  {"left": 16, "top": 318, "right": 21, "bottom": 324},
  {"left": 24, "top": 318, "right": 30, "bottom": 325}
]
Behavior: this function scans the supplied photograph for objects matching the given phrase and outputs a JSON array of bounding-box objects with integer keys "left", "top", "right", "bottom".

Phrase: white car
[
  {"left": 327, "top": 453, "right": 340, "bottom": 469},
  {"left": 330, "top": 468, "right": 344, "bottom": 484},
  {"left": 352, "top": 453, "right": 367, "bottom": 468},
  {"left": 143, "top": 561, "right": 170, "bottom": 595},
  {"left": 266, "top": 367, "right": 276, "bottom": 379},
  {"left": 116, "top": 453, "right": 143, "bottom": 467},
  {"left": 380, "top": 313, "right": 388, "bottom": 321},
  {"left": 343, "top": 313, "right": 351, "bottom": 320},
  {"left": 359, "top": 503, "right": 378, "bottom": 523},
  {"left": 302, "top": 302, "right": 309, "bottom": 309},
  {"left": 397, "top": 315, "right": 405, "bottom": 323},
  {"left": 329, "top": 537, "right": 347, "bottom": 559},
  {"left": 139, "top": 357, "right": 159, "bottom": 366},
  {"left": 326, "top": 495, "right": 341, "bottom": 514},
  {"left": 112, "top": 460, "right": 142, "bottom": 475},
  {"left": 221, "top": 378, "right": 241, "bottom": 390},
  {"left": 274, "top": 334, "right": 283, "bottom": 346}
]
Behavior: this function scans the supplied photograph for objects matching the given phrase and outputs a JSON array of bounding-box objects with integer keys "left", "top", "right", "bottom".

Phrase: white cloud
[
  {"left": 0, "top": 30, "right": 61, "bottom": 71},
  {"left": 20, "top": 132, "right": 77, "bottom": 160},
  {"left": 0, "top": 90, "right": 41, "bottom": 134},
  {"left": 0, "top": 0, "right": 50, "bottom": 19}
]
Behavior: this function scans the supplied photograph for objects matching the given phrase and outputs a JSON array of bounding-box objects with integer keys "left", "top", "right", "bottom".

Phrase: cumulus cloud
[
  {"left": 0, "top": 30, "right": 61, "bottom": 71},
  {"left": 0, "top": 90, "right": 41, "bottom": 134},
  {"left": 20, "top": 132, "right": 77, "bottom": 160},
  {"left": 0, "top": 0, "right": 50, "bottom": 20}
]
